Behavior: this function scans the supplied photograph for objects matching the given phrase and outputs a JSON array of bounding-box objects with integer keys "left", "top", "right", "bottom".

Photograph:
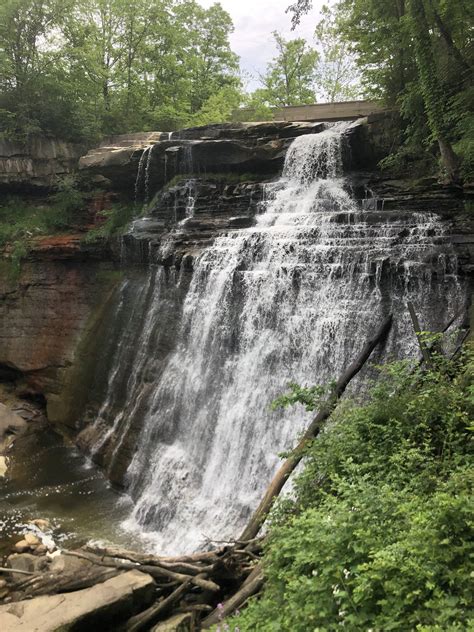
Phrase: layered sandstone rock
[{"left": 0, "top": 137, "right": 84, "bottom": 190}]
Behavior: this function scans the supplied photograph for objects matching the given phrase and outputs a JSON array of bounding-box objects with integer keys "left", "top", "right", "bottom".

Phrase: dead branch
[
  {"left": 201, "top": 564, "right": 265, "bottom": 628},
  {"left": 63, "top": 550, "right": 220, "bottom": 593},
  {"left": 407, "top": 302, "right": 433, "bottom": 367},
  {"left": 123, "top": 578, "right": 193, "bottom": 632},
  {"left": 0, "top": 567, "right": 35, "bottom": 576}
]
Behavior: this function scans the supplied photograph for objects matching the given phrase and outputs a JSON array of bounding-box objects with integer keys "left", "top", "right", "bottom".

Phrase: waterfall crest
[{"left": 96, "top": 123, "right": 462, "bottom": 553}]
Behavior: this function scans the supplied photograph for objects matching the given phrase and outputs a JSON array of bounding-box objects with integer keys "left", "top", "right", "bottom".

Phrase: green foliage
[
  {"left": 314, "top": 4, "right": 361, "bottom": 103},
  {"left": 227, "top": 348, "right": 474, "bottom": 631},
  {"left": 0, "top": 176, "right": 86, "bottom": 277},
  {"left": 251, "top": 32, "right": 318, "bottom": 108},
  {"left": 450, "top": 87, "right": 474, "bottom": 181},
  {"left": 287, "top": 0, "right": 473, "bottom": 180},
  {"left": 0, "top": 188, "right": 84, "bottom": 248},
  {"left": 9, "top": 240, "right": 28, "bottom": 278},
  {"left": 235, "top": 93, "right": 274, "bottom": 122},
  {"left": 0, "top": 0, "right": 241, "bottom": 141},
  {"left": 271, "top": 382, "right": 330, "bottom": 412},
  {"left": 82, "top": 204, "right": 137, "bottom": 242},
  {"left": 189, "top": 86, "right": 243, "bottom": 128}
]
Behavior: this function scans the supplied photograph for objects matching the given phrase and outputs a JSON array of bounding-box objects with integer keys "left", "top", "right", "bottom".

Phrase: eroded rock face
[
  {"left": 79, "top": 121, "right": 327, "bottom": 193},
  {"left": 0, "top": 137, "right": 84, "bottom": 190},
  {"left": 78, "top": 132, "right": 163, "bottom": 190},
  {"left": 0, "top": 404, "right": 26, "bottom": 443},
  {"left": 0, "top": 252, "right": 122, "bottom": 427},
  {"left": 0, "top": 116, "right": 472, "bottom": 480}
]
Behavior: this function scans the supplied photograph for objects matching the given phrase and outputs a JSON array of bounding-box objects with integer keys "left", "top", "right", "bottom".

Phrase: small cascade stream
[{"left": 95, "top": 123, "right": 463, "bottom": 554}]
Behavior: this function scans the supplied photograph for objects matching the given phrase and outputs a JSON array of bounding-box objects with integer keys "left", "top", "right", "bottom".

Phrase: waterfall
[
  {"left": 98, "top": 122, "right": 462, "bottom": 554},
  {"left": 144, "top": 147, "right": 153, "bottom": 204},
  {"left": 183, "top": 179, "right": 197, "bottom": 221},
  {"left": 134, "top": 147, "right": 150, "bottom": 204}
]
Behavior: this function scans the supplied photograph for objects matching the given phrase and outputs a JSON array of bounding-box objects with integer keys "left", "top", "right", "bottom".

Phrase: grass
[
  {"left": 82, "top": 204, "right": 138, "bottom": 243},
  {"left": 0, "top": 197, "right": 77, "bottom": 247}
]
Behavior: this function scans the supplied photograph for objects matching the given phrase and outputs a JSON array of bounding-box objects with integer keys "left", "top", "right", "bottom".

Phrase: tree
[
  {"left": 286, "top": 0, "right": 472, "bottom": 181},
  {"left": 256, "top": 32, "right": 318, "bottom": 107},
  {"left": 0, "top": 0, "right": 242, "bottom": 140},
  {"left": 408, "top": 0, "right": 460, "bottom": 181},
  {"left": 314, "top": 4, "right": 360, "bottom": 102},
  {"left": 190, "top": 85, "right": 242, "bottom": 127},
  {"left": 175, "top": 1, "right": 240, "bottom": 115},
  {"left": 0, "top": 0, "right": 79, "bottom": 139}
]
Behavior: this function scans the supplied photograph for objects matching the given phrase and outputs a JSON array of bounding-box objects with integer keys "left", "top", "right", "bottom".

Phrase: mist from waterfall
[{"left": 96, "top": 122, "right": 462, "bottom": 554}]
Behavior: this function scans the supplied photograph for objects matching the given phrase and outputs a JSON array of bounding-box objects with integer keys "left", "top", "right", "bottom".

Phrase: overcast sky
[{"left": 199, "top": 0, "right": 325, "bottom": 90}]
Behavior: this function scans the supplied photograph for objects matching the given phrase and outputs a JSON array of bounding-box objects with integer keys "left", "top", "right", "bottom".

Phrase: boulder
[
  {"left": 0, "top": 456, "right": 7, "bottom": 477},
  {"left": 13, "top": 542, "right": 30, "bottom": 554},
  {"left": 29, "top": 519, "right": 50, "bottom": 532},
  {"left": 23, "top": 534, "right": 40, "bottom": 546},
  {"left": 7, "top": 553, "right": 48, "bottom": 573},
  {"left": 0, "top": 570, "right": 156, "bottom": 631},
  {"left": 0, "top": 579, "right": 8, "bottom": 599},
  {"left": 151, "top": 613, "right": 195, "bottom": 632},
  {"left": 32, "top": 545, "right": 48, "bottom": 557},
  {"left": 48, "top": 552, "right": 94, "bottom": 574},
  {"left": 0, "top": 404, "right": 27, "bottom": 442}
]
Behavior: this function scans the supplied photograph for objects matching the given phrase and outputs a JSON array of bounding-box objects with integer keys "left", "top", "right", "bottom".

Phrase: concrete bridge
[{"left": 235, "top": 100, "right": 385, "bottom": 123}]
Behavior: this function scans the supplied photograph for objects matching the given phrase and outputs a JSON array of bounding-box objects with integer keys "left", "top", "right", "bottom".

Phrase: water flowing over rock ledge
[
  {"left": 0, "top": 116, "right": 473, "bottom": 559},
  {"left": 74, "top": 122, "right": 473, "bottom": 554}
]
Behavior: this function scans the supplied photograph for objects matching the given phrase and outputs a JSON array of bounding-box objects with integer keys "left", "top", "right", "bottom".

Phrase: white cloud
[{"left": 198, "top": 0, "right": 325, "bottom": 90}]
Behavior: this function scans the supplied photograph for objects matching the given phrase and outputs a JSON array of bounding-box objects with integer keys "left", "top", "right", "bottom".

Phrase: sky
[{"left": 199, "top": 0, "right": 325, "bottom": 91}]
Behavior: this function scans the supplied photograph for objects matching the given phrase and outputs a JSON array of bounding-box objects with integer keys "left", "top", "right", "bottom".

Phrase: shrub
[
  {"left": 228, "top": 348, "right": 473, "bottom": 631},
  {"left": 82, "top": 204, "right": 137, "bottom": 242}
]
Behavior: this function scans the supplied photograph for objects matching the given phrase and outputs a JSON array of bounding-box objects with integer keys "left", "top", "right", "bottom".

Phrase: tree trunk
[
  {"left": 427, "top": 0, "right": 471, "bottom": 73},
  {"left": 409, "top": 0, "right": 461, "bottom": 183},
  {"left": 438, "top": 137, "right": 460, "bottom": 183},
  {"left": 239, "top": 314, "right": 393, "bottom": 542}
]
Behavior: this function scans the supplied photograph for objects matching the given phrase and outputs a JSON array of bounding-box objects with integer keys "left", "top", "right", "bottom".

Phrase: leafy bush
[
  {"left": 82, "top": 204, "right": 138, "bottom": 242},
  {"left": 0, "top": 176, "right": 86, "bottom": 274},
  {"left": 228, "top": 349, "right": 473, "bottom": 631}
]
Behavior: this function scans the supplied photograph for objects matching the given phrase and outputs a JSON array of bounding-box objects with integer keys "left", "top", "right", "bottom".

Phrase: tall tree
[
  {"left": 314, "top": 4, "right": 360, "bottom": 102},
  {"left": 257, "top": 32, "right": 318, "bottom": 107},
  {"left": 408, "top": 0, "right": 459, "bottom": 180},
  {"left": 0, "top": 0, "right": 76, "bottom": 139}
]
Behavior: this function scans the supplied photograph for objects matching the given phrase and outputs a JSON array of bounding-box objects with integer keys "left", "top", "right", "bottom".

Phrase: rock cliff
[
  {"left": 0, "top": 115, "right": 472, "bottom": 480},
  {"left": 0, "top": 137, "right": 84, "bottom": 190}
]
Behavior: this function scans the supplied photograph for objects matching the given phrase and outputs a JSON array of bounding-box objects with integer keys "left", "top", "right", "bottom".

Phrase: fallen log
[
  {"left": 63, "top": 550, "right": 220, "bottom": 593},
  {"left": 85, "top": 543, "right": 220, "bottom": 566},
  {"left": 407, "top": 302, "right": 433, "bottom": 367},
  {"left": 201, "top": 564, "right": 265, "bottom": 629},
  {"left": 450, "top": 327, "right": 471, "bottom": 360},
  {"left": 0, "top": 567, "right": 35, "bottom": 576},
  {"left": 9, "top": 567, "right": 119, "bottom": 600},
  {"left": 123, "top": 578, "right": 193, "bottom": 632},
  {"left": 239, "top": 313, "right": 393, "bottom": 542}
]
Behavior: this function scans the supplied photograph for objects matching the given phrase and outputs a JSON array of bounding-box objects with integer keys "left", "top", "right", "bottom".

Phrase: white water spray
[{"left": 96, "top": 123, "right": 462, "bottom": 554}]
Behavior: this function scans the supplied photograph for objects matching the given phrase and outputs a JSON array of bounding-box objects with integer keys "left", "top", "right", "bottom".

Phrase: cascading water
[
  {"left": 134, "top": 147, "right": 150, "bottom": 203},
  {"left": 97, "top": 122, "right": 463, "bottom": 554}
]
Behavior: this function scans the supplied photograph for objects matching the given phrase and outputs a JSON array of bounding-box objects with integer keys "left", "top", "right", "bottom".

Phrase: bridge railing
[{"left": 233, "top": 100, "right": 385, "bottom": 123}]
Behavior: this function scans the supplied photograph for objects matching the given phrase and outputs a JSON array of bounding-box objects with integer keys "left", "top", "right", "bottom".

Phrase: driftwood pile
[{"left": 5, "top": 538, "right": 264, "bottom": 630}]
